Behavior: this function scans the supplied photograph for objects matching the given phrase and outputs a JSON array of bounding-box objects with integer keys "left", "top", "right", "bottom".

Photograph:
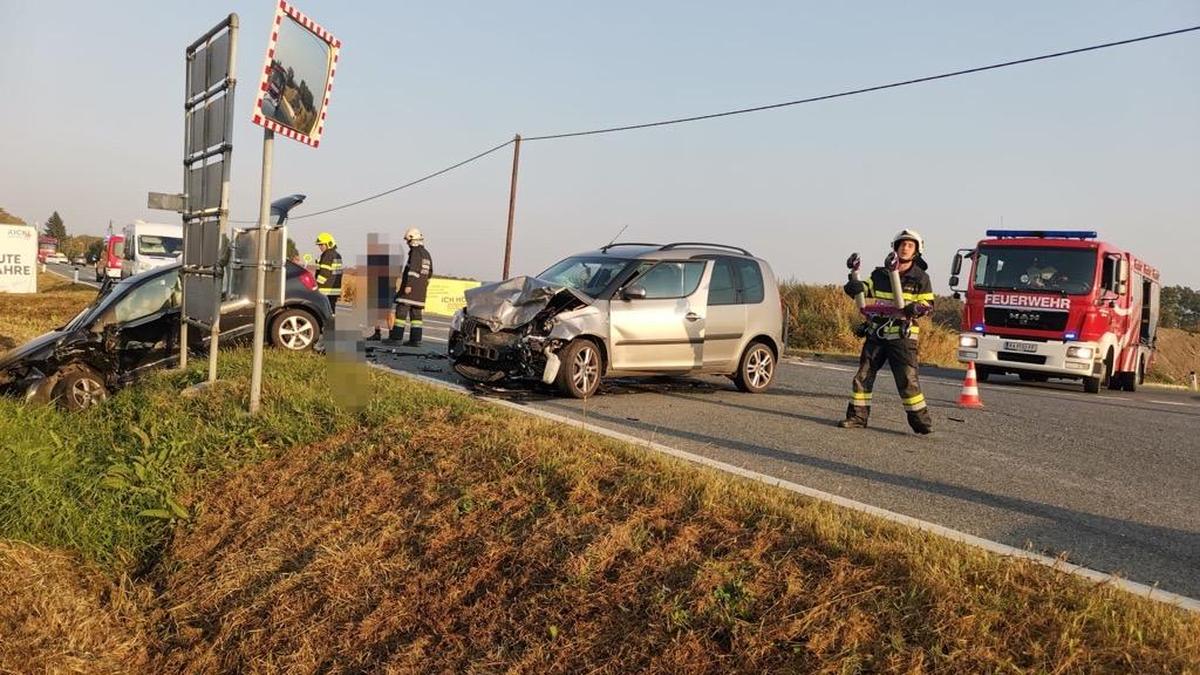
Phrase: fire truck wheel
[
  {"left": 1083, "top": 375, "right": 1101, "bottom": 394},
  {"left": 975, "top": 365, "right": 991, "bottom": 383},
  {"left": 1103, "top": 350, "right": 1118, "bottom": 390}
]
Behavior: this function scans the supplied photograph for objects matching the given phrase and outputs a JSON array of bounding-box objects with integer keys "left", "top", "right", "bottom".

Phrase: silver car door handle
[{"left": 685, "top": 312, "right": 701, "bottom": 321}]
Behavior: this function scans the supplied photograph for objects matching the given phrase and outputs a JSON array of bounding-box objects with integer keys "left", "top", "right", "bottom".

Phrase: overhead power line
[
  {"left": 289, "top": 138, "right": 515, "bottom": 220},
  {"left": 265, "top": 24, "right": 1199, "bottom": 220}
]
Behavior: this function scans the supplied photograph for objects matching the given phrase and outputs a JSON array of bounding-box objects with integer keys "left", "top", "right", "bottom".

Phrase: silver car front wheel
[{"left": 556, "top": 339, "right": 602, "bottom": 399}]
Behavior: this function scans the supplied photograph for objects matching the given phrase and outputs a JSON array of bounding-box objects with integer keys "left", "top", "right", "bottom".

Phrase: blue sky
[{"left": 1, "top": 1, "right": 1197, "bottom": 286}]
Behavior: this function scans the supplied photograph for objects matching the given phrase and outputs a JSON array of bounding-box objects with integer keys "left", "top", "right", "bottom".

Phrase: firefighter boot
[
  {"left": 906, "top": 409, "right": 933, "bottom": 435},
  {"left": 367, "top": 327, "right": 382, "bottom": 341},
  {"left": 404, "top": 326, "right": 423, "bottom": 347},
  {"left": 387, "top": 326, "right": 405, "bottom": 344},
  {"left": 837, "top": 403, "right": 869, "bottom": 428}
]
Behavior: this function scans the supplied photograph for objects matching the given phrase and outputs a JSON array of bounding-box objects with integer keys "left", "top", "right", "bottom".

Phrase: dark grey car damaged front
[{"left": 0, "top": 280, "right": 187, "bottom": 405}]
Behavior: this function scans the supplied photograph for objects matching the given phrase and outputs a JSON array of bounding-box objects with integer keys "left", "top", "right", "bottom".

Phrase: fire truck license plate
[{"left": 1004, "top": 341, "right": 1037, "bottom": 353}]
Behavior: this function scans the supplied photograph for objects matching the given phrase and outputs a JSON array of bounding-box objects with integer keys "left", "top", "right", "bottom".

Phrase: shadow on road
[{"left": 535, "top": 401, "right": 1200, "bottom": 595}]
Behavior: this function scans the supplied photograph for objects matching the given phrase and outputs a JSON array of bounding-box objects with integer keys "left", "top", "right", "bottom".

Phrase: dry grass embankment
[
  {"left": 780, "top": 282, "right": 961, "bottom": 368},
  {"left": 1149, "top": 327, "right": 1200, "bottom": 385},
  {"left": 2, "top": 355, "right": 1198, "bottom": 672},
  {"left": 0, "top": 272, "right": 97, "bottom": 353}
]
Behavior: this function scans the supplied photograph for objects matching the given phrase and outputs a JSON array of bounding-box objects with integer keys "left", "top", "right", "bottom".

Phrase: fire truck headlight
[
  {"left": 1067, "top": 346, "right": 1093, "bottom": 360},
  {"left": 959, "top": 335, "right": 979, "bottom": 348}
]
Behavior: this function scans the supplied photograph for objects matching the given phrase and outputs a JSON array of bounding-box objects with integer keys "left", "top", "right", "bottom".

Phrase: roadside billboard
[
  {"left": 425, "top": 277, "right": 482, "bottom": 317},
  {"left": 0, "top": 225, "right": 39, "bottom": 294}
]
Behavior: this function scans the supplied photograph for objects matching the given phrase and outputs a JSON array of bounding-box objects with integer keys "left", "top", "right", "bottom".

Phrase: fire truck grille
[{"left": 984, "top": 307, "right": 1069, "bottom": 331}]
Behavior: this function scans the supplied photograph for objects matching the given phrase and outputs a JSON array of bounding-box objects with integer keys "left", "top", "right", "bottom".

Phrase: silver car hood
[{"left": 463, "top": 276, "right": 590, "bottom": 330}]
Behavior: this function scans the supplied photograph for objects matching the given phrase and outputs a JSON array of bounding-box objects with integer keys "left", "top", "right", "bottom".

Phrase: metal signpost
[
  {"left": 246, "top": 1, "right": 340, "bottom": 414},
  {"left": 179, "top": 15, "right": 239, "bottom": 382}
]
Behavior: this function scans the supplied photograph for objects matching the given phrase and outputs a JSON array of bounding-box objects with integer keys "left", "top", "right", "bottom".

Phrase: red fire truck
[
  {"left": 37, "top": 235, "right": 58, "bottom": 263},
  {"left": 950, "top": 230, "right": 1160, "bottom": 393}
]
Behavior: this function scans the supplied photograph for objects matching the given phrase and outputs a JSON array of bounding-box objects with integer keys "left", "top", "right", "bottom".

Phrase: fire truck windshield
[{"left": 973, "top": 246, "right": 1097, "bottom": 295}]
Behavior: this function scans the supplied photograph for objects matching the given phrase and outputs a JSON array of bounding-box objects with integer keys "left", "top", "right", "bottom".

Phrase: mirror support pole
[
  {"left": 502, "top": 134, "right": 521, "bottom": 280},
  {"left": 249, "top": 129, "right": 274, "bottom": 415}
]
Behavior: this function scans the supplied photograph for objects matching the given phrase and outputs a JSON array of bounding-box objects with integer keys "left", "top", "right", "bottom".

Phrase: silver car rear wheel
[{"left": 734, "top": 342, "right": 775, "bottom": 393}]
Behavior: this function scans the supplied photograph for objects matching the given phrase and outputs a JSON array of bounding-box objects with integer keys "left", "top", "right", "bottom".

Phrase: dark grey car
[{"left": 0, "top": 261, "right": 332, "bottom": 409}]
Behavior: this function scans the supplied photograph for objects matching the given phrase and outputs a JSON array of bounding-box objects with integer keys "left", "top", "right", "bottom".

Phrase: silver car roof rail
[
  {"left": 658, "top": 242, "right": 752, "bottom": 256},
  {"left": 599, "top": 242, "right": 661, "bottom": 252}
]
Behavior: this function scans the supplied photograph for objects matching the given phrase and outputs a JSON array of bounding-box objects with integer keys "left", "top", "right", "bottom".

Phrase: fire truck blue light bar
[{"left": 985, "top": 230, "right": 1098, "bottom": 239}]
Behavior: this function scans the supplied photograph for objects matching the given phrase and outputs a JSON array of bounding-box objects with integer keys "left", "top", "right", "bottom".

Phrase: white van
[{"left": 120, "top": 221, "right": 183, "bottom": 278}]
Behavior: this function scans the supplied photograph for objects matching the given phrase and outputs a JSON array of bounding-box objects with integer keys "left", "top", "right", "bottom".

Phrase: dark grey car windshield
[
  {"left": 65, "top": 268, "right": 176, "bottom": 331},
  {"left": 537, "top": 256, "right": 636, "bottom": 297}
]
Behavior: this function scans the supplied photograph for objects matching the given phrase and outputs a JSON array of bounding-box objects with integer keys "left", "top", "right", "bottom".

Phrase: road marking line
[
  {"left": 1150, "top": 399, "right": 1197, "bottom": 408},
  {"left": 44, "top": 266, "right": 101, "bottom": 289},
  {"left": 369, "top": 362, "right": 1200, "bottom": 614}
]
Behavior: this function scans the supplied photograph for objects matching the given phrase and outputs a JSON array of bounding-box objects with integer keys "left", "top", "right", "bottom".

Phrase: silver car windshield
[{"left": 537, "top": 256, "right": 635, "bottom": 297}]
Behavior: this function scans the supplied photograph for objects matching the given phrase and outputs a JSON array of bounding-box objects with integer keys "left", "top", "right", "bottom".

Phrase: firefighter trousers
[
  {"left": 844, "top": 337, "right": 932, "bottom": 433},
  {"left": 389, "top": 304, "right": 424, "bottom": 343}
]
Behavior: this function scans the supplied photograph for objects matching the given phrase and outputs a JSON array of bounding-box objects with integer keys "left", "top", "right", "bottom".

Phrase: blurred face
[
  {"left": 896, "top": 239, "right": 917, "bottom": 261},
  {"left": 317, "top": 243, "right": 328, "bottom": 252}
]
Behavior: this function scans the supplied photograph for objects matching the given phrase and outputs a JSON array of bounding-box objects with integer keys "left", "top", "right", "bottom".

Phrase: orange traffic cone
[{"left": 958, "top": 362, "right": 984, "bottom": 408}]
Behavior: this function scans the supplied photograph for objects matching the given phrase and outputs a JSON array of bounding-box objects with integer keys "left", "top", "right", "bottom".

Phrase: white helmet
[
  {"left": 403, "top": 227, "right": 424, "bottom": 243},
  {"left": 891, "top": 229, "right": 924, "bottom": 256}
]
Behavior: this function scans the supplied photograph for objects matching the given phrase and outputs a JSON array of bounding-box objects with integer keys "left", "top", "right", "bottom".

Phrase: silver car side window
[{"left": 633, "top": 261, "right": 705, "bottom": 299}]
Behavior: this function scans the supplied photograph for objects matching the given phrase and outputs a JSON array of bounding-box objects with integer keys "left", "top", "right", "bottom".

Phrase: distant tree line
[{"left": 1161, "top": 286, "right": 1200, "bottom": 332}]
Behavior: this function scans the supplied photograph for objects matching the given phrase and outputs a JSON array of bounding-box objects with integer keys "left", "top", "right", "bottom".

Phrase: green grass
[
  {"left": 0, "top": 350, "right": 375, "bottom": 568},
  {"left": 1, "top": 350, "right": 1197, "bottom": 671}
]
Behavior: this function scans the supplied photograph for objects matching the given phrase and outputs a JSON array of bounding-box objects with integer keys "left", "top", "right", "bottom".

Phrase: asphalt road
[
  {"left": 373, "top": 315, "right": 1200, "bottom": 600},
  {"left": 44, "top": 261, "right": 102, "bottom": 288}
]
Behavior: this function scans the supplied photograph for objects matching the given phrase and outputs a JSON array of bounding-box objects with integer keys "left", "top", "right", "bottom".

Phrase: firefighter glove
[{"left": 843, "top": 279, "right": 865, "bottom": 297}]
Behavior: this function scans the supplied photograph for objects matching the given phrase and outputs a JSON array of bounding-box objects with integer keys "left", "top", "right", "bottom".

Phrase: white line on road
[
  {"left": 370, "top": 362, "right": 1200, "bottom": 614},
  {"left": 44, "top": 266, "right": 100, "bottom": 289},
  {"left": 1150, "top": 399, "right": 1198, "bottom": 408}
]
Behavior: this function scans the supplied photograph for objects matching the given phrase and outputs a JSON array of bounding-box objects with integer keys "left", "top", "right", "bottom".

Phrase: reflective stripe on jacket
[
  {"left": 316, "top": 246, "right": 343, "bottom": 295},
  {"left": 394, "top": 245, "right": 433, "bottom": 306}
]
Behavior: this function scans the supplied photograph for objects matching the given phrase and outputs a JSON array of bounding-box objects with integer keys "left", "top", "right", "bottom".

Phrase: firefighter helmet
[
  {"left": 891, "top": 229, "right": 924, "bottom": 256},
  {"left": 315, "top": 232, "right": 336, "bottom": 247},
  {"left": 404, "top": 227, "right": 424, "bottom": 243}
]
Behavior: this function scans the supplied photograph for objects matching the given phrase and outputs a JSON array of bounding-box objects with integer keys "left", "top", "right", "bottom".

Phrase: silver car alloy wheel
[
  {"left": 572, "top": 344, "right": 600, "bottom": 394},
  {"left": 745, "top": 346, "right": 774, "bottom": 389},
  {"left": 279, "top": 315, "right": 315, "bottom": 350},
  {"left": 71, "top": 377, "right": 106, "bottom": 408}
]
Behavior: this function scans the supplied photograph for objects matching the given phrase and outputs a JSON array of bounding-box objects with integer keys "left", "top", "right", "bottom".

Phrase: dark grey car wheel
[
  {"left": 52, "top": 365, "right": 109, "bottom": 411},
  {"left": 271, "top": 308, "right": 319, "bottom": 351}
]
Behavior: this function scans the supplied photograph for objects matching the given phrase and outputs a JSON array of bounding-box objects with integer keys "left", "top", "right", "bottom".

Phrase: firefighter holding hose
[{"left": 839, "top": 229, "right": 935, "bottom": 434}]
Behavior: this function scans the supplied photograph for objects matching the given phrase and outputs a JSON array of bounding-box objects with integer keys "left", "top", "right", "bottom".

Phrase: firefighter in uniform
[
  {"left": 839, "top": 229, "right": 935, "bottom": 434},
  {"left": 390, "top": 227, "right": 433, "bottom": 346},
  {"left": 314, "top": 232, "right": 343, "bottom": 315}
]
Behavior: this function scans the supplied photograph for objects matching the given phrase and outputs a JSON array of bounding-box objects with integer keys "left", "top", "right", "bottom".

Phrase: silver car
[{"left": 448, "top": 242, "right": 784, "bottom": 398}]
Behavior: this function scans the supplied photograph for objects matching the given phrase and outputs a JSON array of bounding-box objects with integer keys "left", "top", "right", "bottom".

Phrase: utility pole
[{"left": 502, "top": 133, "right": 521, "bottom": 280}]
